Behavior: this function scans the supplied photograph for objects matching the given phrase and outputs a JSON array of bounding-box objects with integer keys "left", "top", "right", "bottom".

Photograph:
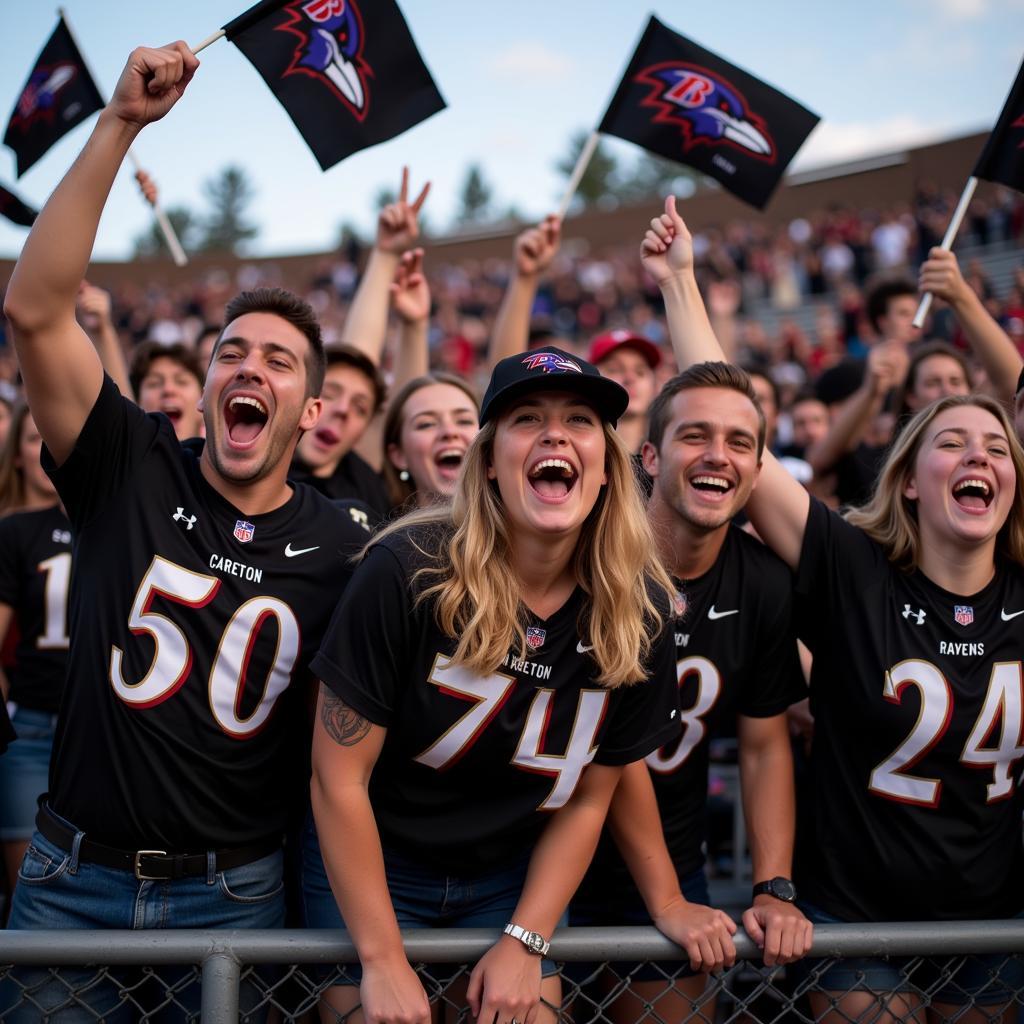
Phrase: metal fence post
[{"left": 201, "top": 951, "right": 241, "bottom": 1023}]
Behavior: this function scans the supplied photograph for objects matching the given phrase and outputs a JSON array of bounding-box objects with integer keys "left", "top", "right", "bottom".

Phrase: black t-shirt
[
  {"left": 311, "top": 524, "right": 679, "bottom": 874},
  {"left": 0, "top": 505, "right": 72, "bottom": 711},
  {"left": 578, "top": 525, "right": 805, "bottom": 905},
  {"left": 291, "top": 450, "right": 391, "bottom": 523},
  {"left": 794, "top": 498, "right": 1024, "bottom": 921},
  {"left": 43, "top": 376, "right": 367, "bottom": 851}
]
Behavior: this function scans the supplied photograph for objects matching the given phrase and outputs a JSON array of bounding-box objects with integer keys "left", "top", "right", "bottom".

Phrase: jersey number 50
[
  {"left": 109, "top": 556, "right": 300, "bottom": 738},
  {"left": 869, "top": 659, "right": 1024, "bottom": 806}
]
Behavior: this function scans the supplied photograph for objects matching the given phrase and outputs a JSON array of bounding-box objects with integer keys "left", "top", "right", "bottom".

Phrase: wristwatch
[
  {"left": 752, "top": 877, "right": 797, "bottom": 903},
  {"left": 503, "top": 923, "right": 551, "bottom": 956}
]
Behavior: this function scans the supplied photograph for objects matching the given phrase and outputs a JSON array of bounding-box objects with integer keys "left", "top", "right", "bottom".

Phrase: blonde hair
[
  {"left": 846, "top": 394, "right": 1024, "bottom": 570},
  {"left": 375, "top": 419, "right": 674, "bottom": 687}
]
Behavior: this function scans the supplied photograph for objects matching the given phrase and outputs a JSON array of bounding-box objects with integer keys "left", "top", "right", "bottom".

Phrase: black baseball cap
[
  {"left": 1016, "top": 366, "right": 1024, "bottom": 396},
  {"left": 479, "top": 347, "right": 629, "bottom": 427}
]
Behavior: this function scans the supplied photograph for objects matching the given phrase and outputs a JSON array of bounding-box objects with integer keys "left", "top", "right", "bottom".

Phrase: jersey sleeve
[
  {"left": 41, "top": 375, "right": 163, "bottom": 532},
  {"left": 794, "top": 497, "right": 887, "bottom": 652},
  {"left": 593, "top": 618, "right": 680, "bottom": 765},
  {"left": 0, "top": 515, "right": 23, "bottom": 607},
  {"left": 310, "top": 540, "right": 415, "bottom": 727},
  {"left": 739, "top": 554, "right": 806, "bottom": 718}
]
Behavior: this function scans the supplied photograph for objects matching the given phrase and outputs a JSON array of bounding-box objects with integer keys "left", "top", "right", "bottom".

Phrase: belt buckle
[{"left": 133, "top": 849, "right": 168, "bottom": 881}]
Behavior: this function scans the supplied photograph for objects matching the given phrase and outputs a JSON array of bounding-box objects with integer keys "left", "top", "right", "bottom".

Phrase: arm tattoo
[{"left": 320, "top": 687, "right": 372, "bottom": 747}]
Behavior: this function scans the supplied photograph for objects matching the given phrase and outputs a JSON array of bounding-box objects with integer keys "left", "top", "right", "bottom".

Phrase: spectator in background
[{"left": 129, "top": 341, "right": 205, "bottom": 441}]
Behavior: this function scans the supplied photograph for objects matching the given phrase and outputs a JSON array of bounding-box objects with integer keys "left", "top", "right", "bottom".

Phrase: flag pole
[
  {"left": 192, "top": 30, "right": 225, "bottom": 55},
  {"left": 912, "top": 175, "right": 978, "bottom": 329},
  {"left": 58, "top": 7, "right": 189, "bottom": 267},
  {"left": 557, "top": 130, "right": 600, "bottom": 220}
]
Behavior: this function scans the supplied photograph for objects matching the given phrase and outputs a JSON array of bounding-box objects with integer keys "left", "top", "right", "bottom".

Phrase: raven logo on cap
[{"left": 521, "top": 353, "right": 582, "bottom": 374}]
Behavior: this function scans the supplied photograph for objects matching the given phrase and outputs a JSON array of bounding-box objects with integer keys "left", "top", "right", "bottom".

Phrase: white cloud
[
  {"left": 932, "top": 0, "right": 988, "bottom": 19},
  {"left": 791, "top": 116, "right": 952, "bottom": 171},
  {"left": 486, "top": 42, "right": 575, "bottom": 81}
]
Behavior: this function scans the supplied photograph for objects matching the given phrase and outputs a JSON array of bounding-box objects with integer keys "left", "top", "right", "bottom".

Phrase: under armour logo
[
  {"left": 902, "top": 604, "right": 926, "bottom": 625},
  {"left": 172, "top": 507, "right": 197, "bottom": 530}
]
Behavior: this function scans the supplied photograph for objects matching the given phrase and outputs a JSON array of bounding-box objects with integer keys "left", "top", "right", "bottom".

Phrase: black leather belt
[{"left": 37, "top": 804, "right": 280, "bottom": 881}]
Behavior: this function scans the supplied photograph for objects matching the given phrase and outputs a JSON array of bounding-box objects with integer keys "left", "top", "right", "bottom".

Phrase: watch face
[
  {"left": 770, "top": 878, "right": 797, "bottom": 901},
  {"left": 526, "top": 932, "right": 545, "bottom": 953}
]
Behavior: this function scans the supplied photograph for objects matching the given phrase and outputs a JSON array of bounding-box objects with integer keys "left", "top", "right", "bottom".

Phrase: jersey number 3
[
  {"left": 869, "top": 659, "right": 1024, "bottom": 806},
  {"left": 109, "top": 556, "right": 300, "bottom": 738}
]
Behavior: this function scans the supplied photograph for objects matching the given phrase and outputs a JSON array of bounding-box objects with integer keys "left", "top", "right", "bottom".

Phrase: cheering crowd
[{"left": 0, "top": 40, "right": 1023, "bottom": 1024}]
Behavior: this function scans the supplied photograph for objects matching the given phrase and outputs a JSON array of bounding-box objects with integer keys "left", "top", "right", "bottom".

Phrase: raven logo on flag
[
  {"left": 3, "top": 16, "right": 104, "bottom": 177},
  {"left": 636, "top": 63, "right": 775, "bottom": 163},
  {"left": 279, "top": 0, "right": 370, "bottom": 120},
  {"left": 223, "top": 0, "right": 445, "bottom": 171},
  {"left": 599, "top": 16, "right": 818, "bottom": 209}
]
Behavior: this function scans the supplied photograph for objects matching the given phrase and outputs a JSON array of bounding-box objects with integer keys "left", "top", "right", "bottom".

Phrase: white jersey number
[
  {"left": 36, "top": 551, "right": 71, "bottom": 650},
  {"left": 869, "top": 659, "right": 1024, "bottom": 807},
  {"left": 416, "top": 656, "right": 608, "bottom": 810},
  {"left": 110, "top": 556, "right": 300, "bottom": 738},
  {"left": 645, "top": 656, "right": 721, "bottom": 774}
]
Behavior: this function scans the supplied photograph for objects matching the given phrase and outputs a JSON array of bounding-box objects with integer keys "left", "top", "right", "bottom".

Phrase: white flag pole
[
  {"left": 58, "top": 8, "right": 189, "bottom": 266},
  {"left": 912, "top": 175, "right": 978, "bottom": 329},
  {"left": 192, "top": 30, "right": 226, "bottom": 55},
  {"left": 556, "top": 131, "right": 601, "bottom": 220}
]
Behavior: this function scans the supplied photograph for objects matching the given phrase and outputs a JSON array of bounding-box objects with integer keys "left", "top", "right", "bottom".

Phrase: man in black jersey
[
  {"left": 1, "top": 42, "right": 366, "bottom": 1015},
  {"left": 573, "top": 362, "right": 811, "bottom": 1014}
]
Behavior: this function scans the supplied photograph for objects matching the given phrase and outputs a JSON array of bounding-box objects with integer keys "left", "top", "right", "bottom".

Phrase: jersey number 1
[{"left": 109, "top": 556, "right": 300, "bottom": 738}]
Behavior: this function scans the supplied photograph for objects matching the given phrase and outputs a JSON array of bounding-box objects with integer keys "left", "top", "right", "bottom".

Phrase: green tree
[
  {"left": 198, "top": 166, "right": 259, "bottom": 254},
  {"left": 456, "top": 163, "right": 494, "bottom": 224},
  {"left": 132, "top": 206, "right": 198, "bottom": 260},
  {"left": 555, "top": 130, "right": 619, "bottom": 208}
]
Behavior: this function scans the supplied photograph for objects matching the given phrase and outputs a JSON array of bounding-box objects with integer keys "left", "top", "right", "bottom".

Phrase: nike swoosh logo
[
  {"left": 707, "top": 606, "right": 739, "bottom": 620},
  {"left": 577, "top": 641, "right": 594, "bottom": 653},
  {"left": 1001, "top": 608, "right": 1024, "bottom": 621},
  {"left": 285, "top": 543, "right": 320, "bottom": 557}
]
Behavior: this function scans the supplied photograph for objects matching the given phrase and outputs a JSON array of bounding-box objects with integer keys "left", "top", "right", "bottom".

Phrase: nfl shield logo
[
  {"left": 233, "top": 520, "right": 255, "bottom": 544},
  {"left": 673, "top": 589, "right": 687, "bottom": 618},
  {"left": 954, "top": 605, "right": 974, "bottom": 627},
  {"left": 526, "top": 627, "right": 546, "bottom": 650}
]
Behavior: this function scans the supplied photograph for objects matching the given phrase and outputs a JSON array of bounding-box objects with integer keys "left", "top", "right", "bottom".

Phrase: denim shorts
[
  {"left": 567, "top": 865, "right": 711, "bottom": 984},
  {"left": 0, "top": 706, "right": 56, "bottom": 841},
  {"left": 1, "top": 814, "right": 285, "bottom": 1021},
  {"left": 790, "top": 900, "right": 1024, "bottom": 1007},
  {"left": 301, "top": 816, "right": 564, "bottom": 980}
]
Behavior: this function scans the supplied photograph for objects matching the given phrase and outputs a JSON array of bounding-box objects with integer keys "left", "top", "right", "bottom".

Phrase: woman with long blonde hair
[
  {"left": 305, "top": 347, "right": 680, "bottom": 1024},
  {"left": 645, "top": 193, "right": 1024, "bottom": 1023}
]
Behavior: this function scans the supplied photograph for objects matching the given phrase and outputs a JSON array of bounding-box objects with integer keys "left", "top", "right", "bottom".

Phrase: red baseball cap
[{"left": 588, "top": 330, "right": 661, "bottom": 370}]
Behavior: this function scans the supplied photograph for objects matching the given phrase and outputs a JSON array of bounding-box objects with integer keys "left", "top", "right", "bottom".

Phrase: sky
[{"left": 0, "top": 0, "right": 1022, "bottom": 261}]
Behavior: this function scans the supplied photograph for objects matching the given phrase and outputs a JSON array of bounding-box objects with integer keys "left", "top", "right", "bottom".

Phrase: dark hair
[
  {"left": 220, "top": 288, "right": 326, "bottom": 397},
  {"left": 894, "top": 342, "right": 973, "bottom": 418},
  {"left": 742, "top": 365, "right": 780, "bottom": 415},
  {"left": 325, "top": 345, "right": 387, "bottom": 414},
  {"left": 129, "top": 341, "right": 204, "bottom": 399},
  {"left": 865, "top": 278, "right": 917, "bottom": 334},
  {"left": 382, "top": 372, "right": 480, "bottom": 507},
  {"left": 647, "top": 362, "right": 767, "bottom": 458}
]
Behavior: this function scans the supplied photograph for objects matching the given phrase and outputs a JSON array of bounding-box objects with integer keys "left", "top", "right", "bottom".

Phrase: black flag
[
  {"left": 0, "top": 183, "right": 38, "bottom": 227},
  {"left": 223, "top": 0, "right": 446, "bottom": 171},
  {"left": 599, "top": 17, "right": 819, "bottom": 209},
  {"left": 973, "top": 55, "right": 1024, "bottom": 192},
  {"left": 3, "top": 17, "right": 104, "bottom": 177}
]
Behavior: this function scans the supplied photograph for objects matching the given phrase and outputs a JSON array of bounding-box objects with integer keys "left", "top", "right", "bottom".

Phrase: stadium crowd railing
[{"left": 1, "top": 922, "right": 1023, "bottom": 1022}]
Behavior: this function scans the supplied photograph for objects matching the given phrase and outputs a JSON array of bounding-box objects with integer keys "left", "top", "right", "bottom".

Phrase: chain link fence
[{"left": 1, "top": 923, "right": 1023, "bottom": 1022}]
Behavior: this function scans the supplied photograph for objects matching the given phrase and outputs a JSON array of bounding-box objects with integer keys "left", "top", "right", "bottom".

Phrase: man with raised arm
[{"left": 1, "top": 43, "right": 367, "bottom": 1012}]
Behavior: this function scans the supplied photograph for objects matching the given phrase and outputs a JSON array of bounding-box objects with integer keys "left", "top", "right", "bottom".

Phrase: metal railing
[{"left": 2, "top": 922, "right": 1023, "bottom": 1022}]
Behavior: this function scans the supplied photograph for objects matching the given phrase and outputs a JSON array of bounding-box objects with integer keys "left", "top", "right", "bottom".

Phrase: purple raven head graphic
[
  {"left": 636, "top": 62, "right": 776, "bottom": 162},
  {"left": 278, "top": 0, "right": 370, "bottom": 120},
  {"left": 10, "top": 63, "right": 77, "bottom": 132},
  {"left": 521, "top": 353, "right": 582, "bottom": 374}
]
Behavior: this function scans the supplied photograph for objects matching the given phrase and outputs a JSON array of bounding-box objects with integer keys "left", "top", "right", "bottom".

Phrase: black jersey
[
  {"left": 42, "top": 376, "right": 368, "bottom": 851},
  {"left": 794, "top": 498, "right": 1024, "bottom": 921},
  {"left": 577, "top": 525, "right": 805, "bottom": 906},
  {"left": 0, "top": 505, "right": 72, "bottom": 711},
  {"left": 311, "top": 524, "right": 679, "bottom": 875},
  {"left": 290, "top": 450, "right": 391, "bottom": 523}
]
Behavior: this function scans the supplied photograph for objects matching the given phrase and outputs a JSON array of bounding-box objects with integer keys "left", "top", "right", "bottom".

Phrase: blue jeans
[
  {"left": 3, "top": 819, "right": 285, "bottom": 1021},
  {"left": 0, "top": 707, "right": 56, "bottom": 841},
  {"left": 301, "top": 816, "right": 564, "bottom": 980},
  {"left": 791, "top": 900, "right": 1024, "bottom": 1007}
]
